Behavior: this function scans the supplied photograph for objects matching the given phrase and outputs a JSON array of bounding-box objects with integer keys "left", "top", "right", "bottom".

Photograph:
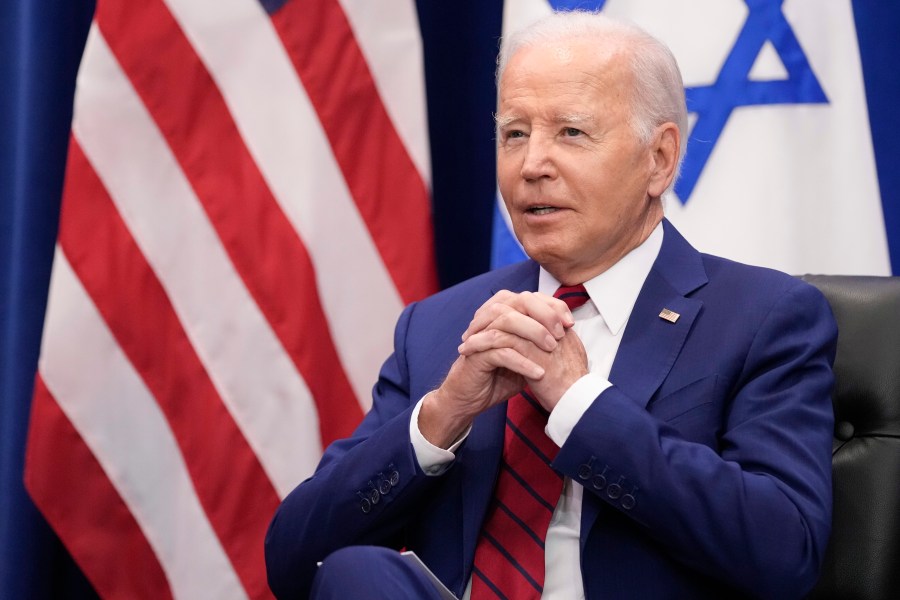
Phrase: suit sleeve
[
  {"left": 553, "top": 281, "right": 837, "bottom": 599},
  {"left": 264, "top": 302, "right": 446, "bottom": 599}
]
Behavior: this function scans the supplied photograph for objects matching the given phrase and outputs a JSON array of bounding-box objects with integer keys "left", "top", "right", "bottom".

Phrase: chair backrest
[{"left": 801, "top": 275, "right": 900, "bottom": 600}]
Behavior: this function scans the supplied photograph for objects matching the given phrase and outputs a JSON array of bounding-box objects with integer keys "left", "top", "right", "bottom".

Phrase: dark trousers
[{"left": 311, "top": 546, "right": 448, "bottom": 599}]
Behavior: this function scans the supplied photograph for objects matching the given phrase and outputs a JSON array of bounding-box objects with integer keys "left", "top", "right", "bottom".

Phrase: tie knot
[{"left": 554, "top": 284, "right": 589, "bottom": 311}]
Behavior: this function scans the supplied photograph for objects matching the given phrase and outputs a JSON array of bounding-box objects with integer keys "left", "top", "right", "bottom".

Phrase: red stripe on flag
[
  {"left": 58, "top": 139, "right": 278, "bottom": 599},
  {"left": 25, "top": 376, "right": 175, "bottom": 600},
  {"left": 94, "top": 0, "right": 364, "bottom": 445},
  {"left": 270, "top": 0, "right": 438, "bottom": 304}
]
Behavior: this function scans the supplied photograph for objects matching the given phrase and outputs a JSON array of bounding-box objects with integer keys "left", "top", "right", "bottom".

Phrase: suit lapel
[
  {"left": 607, "top": 272, "right": 703, "bottom": 408},
  {"left": 609, "top": 220, "right": 708, "bottom": 404},
  {"left": 581, "top": 219, "right": 708, "bottom": 546}
]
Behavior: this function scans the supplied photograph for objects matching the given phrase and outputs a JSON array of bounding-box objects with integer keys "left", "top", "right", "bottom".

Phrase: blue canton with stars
[{"left": 547, "top": 0, "right": 829, "bottom": 204}]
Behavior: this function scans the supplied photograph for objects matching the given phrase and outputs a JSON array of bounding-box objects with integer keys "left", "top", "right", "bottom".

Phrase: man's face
[{"left": 496, "top": 38, "right": 664, "bottom": 283}]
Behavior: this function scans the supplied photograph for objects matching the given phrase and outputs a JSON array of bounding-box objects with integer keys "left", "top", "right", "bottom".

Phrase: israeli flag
[{"left": 493, "top": 0, "right": 898, "bottom": 276}]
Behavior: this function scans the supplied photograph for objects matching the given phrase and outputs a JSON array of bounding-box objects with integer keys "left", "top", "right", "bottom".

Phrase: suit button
[
  {"left": 378, "top": 478, "right": 391, "bottom": 495},
  {"left": 359, "top": 498, "right": 372, "bottom": 514},
  {"left": 368, "top": 489, "right": 380, "bottom": 504},
  {"left": 621, "top": 494, "right": 635, "bottom": 510},
  {"left": 591, "top": 465, "right": 609, "bottom": 490},
  {"left": 389, "top": 470, "right": 400, "bottom": 486},
  {"left": 578, "top": 464, "right": 593, "bottom": 480},
  {"left": 607, "top": 484, "right": 621, "bottom": 500}
]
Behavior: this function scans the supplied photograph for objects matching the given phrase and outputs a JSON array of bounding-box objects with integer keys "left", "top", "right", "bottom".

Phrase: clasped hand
[{"left": 419, "top": 290, "right": 589, "bottom": 448}]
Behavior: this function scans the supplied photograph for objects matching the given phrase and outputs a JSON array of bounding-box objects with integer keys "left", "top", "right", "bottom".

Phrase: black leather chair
[{"left": 801, "top": 275, "right": 900, "bottom": 600}]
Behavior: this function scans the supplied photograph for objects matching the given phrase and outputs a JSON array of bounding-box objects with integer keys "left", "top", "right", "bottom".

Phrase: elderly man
[{"left": 265, "top": 11, "right": 836, "bottom": 600}]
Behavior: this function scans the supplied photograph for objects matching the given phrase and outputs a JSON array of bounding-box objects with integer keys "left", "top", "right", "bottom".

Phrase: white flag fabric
[{"left": 494, "top": 0, "right": 894, "bottom": 276}]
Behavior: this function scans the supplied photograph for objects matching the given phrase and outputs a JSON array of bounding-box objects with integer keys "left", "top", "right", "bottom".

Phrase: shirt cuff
[
  {"left": 546, "top": 373, "right": 612, "bottom": 446},
  {"left": 409, "top": 393, "right": 471, "bottom": 476}
]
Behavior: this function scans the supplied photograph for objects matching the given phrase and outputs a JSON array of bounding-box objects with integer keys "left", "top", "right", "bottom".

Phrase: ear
[{"left": 647, "top": 122, "right": 680, "bottom": 198}]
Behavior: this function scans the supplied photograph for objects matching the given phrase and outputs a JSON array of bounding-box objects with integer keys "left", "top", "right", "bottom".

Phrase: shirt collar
[{"left": 538, "top": 222, "right": 664, "bottom": 335}]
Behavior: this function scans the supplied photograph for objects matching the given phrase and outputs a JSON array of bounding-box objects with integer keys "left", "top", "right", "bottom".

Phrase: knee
[
  {"left": 312, "top": 546, "right": 399, "bottom": 598},
  {"left": 312, "top": 546, "right": 442, "bottom": 600},
  {"left": 319, "top": 545, "right": 394, "bottom": 576}
]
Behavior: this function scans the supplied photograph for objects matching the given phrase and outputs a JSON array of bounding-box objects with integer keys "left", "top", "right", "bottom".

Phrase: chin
[{"left": 521, "top": 242, "right": 565, "bottom": 267}]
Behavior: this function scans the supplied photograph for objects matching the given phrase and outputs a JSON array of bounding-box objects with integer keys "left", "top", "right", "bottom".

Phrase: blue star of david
[{"left": 547, "top": 0, "right": 829, "bottom": 205}]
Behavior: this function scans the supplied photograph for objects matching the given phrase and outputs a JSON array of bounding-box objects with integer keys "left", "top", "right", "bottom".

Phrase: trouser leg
[{"left": 311, "top": 545, "right": 447, "bottom": 600}]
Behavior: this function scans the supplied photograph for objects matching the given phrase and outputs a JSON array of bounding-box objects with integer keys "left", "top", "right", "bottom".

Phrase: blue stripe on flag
[
  {"left": 853, "top": 1, "right": 900, "bottom": 273},
  {"left": 258, "top": 0, "right": 287, "bottom": 15},
  {"left": 677, "top": 0, "right": 829, "bottom": 203},
  {"left": 548, "top": 1, "right": 606, "bottom": 10},
  {"left": 490, "top": 198, "right": 526, "bottom": 269}
]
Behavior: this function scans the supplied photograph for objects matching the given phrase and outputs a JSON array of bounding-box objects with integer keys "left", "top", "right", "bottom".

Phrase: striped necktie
[{"left": 471, "top": 284, "right": 589, "bottom": 599}]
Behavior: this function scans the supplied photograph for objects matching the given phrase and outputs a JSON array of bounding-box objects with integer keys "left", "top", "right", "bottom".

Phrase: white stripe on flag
[
  {"left": 338, "top": 0, "right": 432, "bottom": 184},
  {"left": 39, "top": 248, "right": 246, "bottom": 600},
  {"left": 74, "top": 25, "right": 322, "bottom": 497},
  {"left": 164, "top": 0, "right": 404, "bottom": 411}
]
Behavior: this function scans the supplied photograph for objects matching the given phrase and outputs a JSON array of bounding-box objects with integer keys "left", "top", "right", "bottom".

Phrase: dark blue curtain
[
  {"left": 852, "top": 0, "right": 900, "bottom": 271},
  {"left": 416, "top": 0, "right": 504, "bottom": 288},
  {"left": 0, "top": 0, "right": 98, "bottom": 597}
]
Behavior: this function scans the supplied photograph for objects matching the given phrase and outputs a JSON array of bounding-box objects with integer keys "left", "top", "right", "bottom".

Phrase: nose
[{"left": 519, "top": 134, "right": 557, "bottom": 182}]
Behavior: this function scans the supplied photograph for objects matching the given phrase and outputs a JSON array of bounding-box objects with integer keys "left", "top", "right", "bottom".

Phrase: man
[{"left": 265, "top": 11, "right": 836, "bottom": 600}]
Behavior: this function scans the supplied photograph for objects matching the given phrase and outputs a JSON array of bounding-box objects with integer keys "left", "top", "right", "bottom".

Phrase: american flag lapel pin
[{"left": 658, "top": 308, "right": 680, "bottom": 323}]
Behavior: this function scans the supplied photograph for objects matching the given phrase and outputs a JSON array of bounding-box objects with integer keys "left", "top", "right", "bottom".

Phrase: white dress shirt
[{"left": 410, "top": 223, "right": 663, "bottom": 599}]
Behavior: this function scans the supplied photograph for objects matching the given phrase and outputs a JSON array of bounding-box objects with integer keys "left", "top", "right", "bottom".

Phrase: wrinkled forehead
[
  {"left": 503, "top": 35, "right": 631, "bottom": 80},
  {"left": 498, "top": 37, "right": 634, "bottom": 105}
]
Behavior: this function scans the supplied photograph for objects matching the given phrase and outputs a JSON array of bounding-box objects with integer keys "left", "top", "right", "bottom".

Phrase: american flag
[{"left": 23, "top": 0, "right": 436, "bottom": 598}]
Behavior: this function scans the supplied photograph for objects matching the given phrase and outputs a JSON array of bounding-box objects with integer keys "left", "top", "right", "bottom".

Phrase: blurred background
[{"left": 2, "top": 0, "right": 897, "bottom": 597}]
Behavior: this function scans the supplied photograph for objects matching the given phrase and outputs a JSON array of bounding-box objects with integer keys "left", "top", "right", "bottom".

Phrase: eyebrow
[
  {"left": 494, "top": 113, "right": 516, "bottom": 129},
  {"left": 556, "top": 112, "right": 594, "bottom": 125},
  {"left": 493, "top": 112, "right": 595, "bottom": 129}
]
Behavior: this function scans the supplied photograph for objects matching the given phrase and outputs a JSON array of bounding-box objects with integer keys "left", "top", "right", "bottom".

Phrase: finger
[
  {"left": 467, "top": 346, "right": 545, "bottom": 380},
  {"left": 522, "top": 329, "right": 589, "bottom": 410},
  {"left": 462, "top": 290, "right": 523, "bottom": 341},
  {"left": 510, "top": 291, "right": 574, "bottom": 336},
  {"left": 463, "top": 291, "right": 571, "bottom": 341},
  {"left": 477, "top": 310, "right": 559, "bottom": 352},
  {"left": 521, "top": 291, "right": 576, "bottom": 335},
  {"left": 457, "top": 327, "right": 550, "bottom": 358}
]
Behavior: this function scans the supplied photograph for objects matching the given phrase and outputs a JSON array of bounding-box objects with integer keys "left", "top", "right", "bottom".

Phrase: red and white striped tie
[{"left": 471, "top": 284, "right": 589, "bottom": 599}]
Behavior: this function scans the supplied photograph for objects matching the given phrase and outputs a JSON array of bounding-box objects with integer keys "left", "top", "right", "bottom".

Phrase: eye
[
  {"left": 499, "top": 129, "right": 527, "bottom": 145},
  {"left": 563, "top": 127, "right": 583, "bottom": 137}
]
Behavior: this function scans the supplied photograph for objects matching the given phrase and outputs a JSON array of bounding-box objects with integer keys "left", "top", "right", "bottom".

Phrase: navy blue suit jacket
[{"left": 265, "top": 221, "right": 837, "bottom": 599}]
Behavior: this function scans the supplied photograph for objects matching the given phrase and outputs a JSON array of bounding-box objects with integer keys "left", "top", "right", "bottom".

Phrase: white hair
[{"left": 497, "top": 10, "right": 689, "bottom": 185}]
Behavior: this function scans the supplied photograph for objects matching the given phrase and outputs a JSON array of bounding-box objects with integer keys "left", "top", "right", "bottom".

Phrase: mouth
[{"left": 526, "top": 205, "right": 559, "bottom": 216}]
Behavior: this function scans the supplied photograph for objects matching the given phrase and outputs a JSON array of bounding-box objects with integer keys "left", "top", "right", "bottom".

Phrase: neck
[{"left": 547, "top": 207, "right": 663, "bottom": 286}]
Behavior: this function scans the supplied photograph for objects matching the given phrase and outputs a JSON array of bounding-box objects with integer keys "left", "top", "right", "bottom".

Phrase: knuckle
[
  {"left": 494, "top": 290, "right": 514, "bottom": 303},
  {"left": 492, "top": 303, "right": 510, "bottom": 318},
  {"left": 481, "top": 303, "right": 502, "bottom": 323},
  {"left": 485, "top": 329, "right": 503, "bottom": 344}
]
